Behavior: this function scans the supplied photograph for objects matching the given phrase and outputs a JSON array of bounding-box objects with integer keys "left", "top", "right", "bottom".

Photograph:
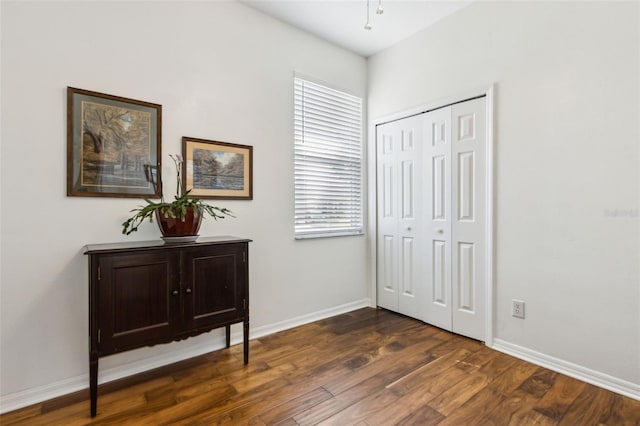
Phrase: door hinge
[
  {"left": 243, "top": 251, "right": 246, "bottom": 263},
  {"left": 98, "top": 329, "right": 101, "bottom": 343},
  {"left": 243, "top": 299, "right": 247, "bottom": 310},
  {"left": 97, "top": 267, "right": 101, "bottom": 281}
]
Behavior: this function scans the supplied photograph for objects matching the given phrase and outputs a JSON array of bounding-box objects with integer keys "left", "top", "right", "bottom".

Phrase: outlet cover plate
[{"left": 512, "top": 299, "right": 525, "bottom": 319}]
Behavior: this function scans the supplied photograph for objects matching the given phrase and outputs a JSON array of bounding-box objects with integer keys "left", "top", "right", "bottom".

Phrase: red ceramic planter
[{"left": 155, "top": 206, "right": 203, "bottom": 237}]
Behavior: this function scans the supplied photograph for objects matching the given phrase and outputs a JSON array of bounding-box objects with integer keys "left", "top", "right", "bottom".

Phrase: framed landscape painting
[
  {"left": 67, "top": 87, "right": 162, "bottom": 198},
  {"left": 182, "top": 137, "right": 253, "bottom": 200}
]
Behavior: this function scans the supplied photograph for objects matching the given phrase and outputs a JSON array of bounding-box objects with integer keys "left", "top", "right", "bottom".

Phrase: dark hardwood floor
[{"left": 2, "top": 308, "right": 639, "bottom": 425}]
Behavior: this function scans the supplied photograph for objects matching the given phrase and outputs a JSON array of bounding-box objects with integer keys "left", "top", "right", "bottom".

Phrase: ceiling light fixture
[
  {"left": 364, "top": 0, "right": 372, "bottom": 30},
  {"left": 376, "top": 0, "right": 384, "bottom": 15}
]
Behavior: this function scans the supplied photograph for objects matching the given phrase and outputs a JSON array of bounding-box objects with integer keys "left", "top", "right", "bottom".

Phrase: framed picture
[
  {"left": 67, "top": 87, "right": 162, "bottom": 198},
  {"left": 182, "top": 137, "right": 253, "bottom": 200}
]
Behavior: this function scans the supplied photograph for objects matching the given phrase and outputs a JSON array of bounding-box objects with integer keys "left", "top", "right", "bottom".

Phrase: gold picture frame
[{"left": 182, "top": 137, "right": 253, "bottom": 200}]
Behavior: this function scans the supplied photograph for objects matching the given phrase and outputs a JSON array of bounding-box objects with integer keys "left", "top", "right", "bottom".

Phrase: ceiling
[{"left": 239, "top": 0, "right": 472, "bottom": 57}]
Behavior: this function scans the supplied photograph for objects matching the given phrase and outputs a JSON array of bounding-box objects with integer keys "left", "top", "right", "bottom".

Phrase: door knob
[
  {"left": 185, "top": 288, "right": 192, "bottom": 294},
  {"left": 406, "top": 227, "right": 412, "bottom": 231},
  {"left": 437, "top": 228, "right": 444, "bottom": 233},
  {"left": 172, "top": 290, "right": 179, "bottom": 296}
]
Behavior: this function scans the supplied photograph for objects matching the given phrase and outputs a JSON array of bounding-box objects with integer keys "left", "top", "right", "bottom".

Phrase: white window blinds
[{"left": 294, "top": 77, "right": 363, "bottom": 239}]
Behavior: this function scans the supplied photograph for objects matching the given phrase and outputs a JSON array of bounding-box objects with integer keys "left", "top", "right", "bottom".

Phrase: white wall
[
  {"left": 369, "top": 1, "right": 639, "bottom": 393},
  {"left": 0, "top": 1, "right": 368, "bottom": 408}
]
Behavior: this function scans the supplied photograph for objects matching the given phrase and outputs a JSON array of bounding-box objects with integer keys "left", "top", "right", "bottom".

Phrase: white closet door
[
  {"left": 376, "top": 97, "right": 487, "bottom": 342},
  {"left": 451, "top": 98, "right": 486, "bottom": 341},
  {"left": 376, "top": 116, "right": 425, "bottom": 319},
  {"left": 377, "top": 121, "right": 399, "bottom": 312},
  {"left": 423, "top": 107, "right": 453, "bottom": 330}
]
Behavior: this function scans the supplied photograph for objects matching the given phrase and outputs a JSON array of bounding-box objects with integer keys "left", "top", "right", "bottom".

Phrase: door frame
[{"left": 367, "top": 85, "right": 495, "bottom": 345}]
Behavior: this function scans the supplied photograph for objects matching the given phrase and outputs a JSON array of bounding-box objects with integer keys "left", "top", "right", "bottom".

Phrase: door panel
[
  {"left": 401, "top": 236, "right": 415, "bottom": 297},
  {"left": 457, "top": 151, "right": 475, "bottom": 221},
  {"left": 423, "top": 107, "right": 453, "bottom": 330},
  {"left": 382, "top": 234, "right": 395, "bottom": 297},
  {"left": 432, "top": 240, "right": 447, "bottom": 305},
  {"left": 183, "top": 244, "right": 246, "bottom": 332},
  {"left": 402, "top": 160, "right": 414, "bottom": 218},
  {"left": 397, "top": 120, "right": 424, "bottom": 319},
  {"left": 457, "top": 242, "right": 475, "bottom": 312},
  {"left": 376, "top": 116, "right": 425, "bottom": 319},
  {"left": 432, "top": 155, "right": 446, "bottom": 220},
  {"left": 99, "top": 252, "right": 179, "bottom": 354},
  {"left": 377, "top": 128, "right": 399, "bottom": 311},
  {"left": 451, "top": 98, "right": 486, "bottom": 341},
  {"left": 382, "top": 163, "right": 394, "bottom": 218}
]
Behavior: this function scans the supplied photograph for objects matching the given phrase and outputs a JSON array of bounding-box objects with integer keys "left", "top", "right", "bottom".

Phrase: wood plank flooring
[{"left": 2, "top": 308, "right": 639, "bottom": 425}]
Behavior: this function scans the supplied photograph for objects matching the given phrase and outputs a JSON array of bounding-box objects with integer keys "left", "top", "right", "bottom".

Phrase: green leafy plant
[{"left": 122, "top": 154, "right": 233, "bottom": 235}]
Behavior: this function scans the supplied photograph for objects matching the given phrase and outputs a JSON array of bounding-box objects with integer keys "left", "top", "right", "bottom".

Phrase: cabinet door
[
  {"left": 98, "top": 251, "right": 180, "bottom": 354},
  {"left": 182, "top": 243, "right": 247, "bottom": 332}
]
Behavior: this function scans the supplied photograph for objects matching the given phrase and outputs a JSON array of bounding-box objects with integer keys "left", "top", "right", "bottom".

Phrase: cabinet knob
[
  {"left": 185, "top": 288, "right": 192, "bottom": 294},
  {"left": 172, "top": 290, "right": 179, "bottom": 296}
]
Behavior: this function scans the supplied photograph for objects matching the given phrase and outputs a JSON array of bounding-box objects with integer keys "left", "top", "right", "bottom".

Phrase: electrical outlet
[{"left": 512, "top": 299, "right": 525, "bottom": 319}]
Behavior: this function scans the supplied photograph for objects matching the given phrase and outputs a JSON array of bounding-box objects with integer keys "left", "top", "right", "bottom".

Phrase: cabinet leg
[
  {"left": 243, "top": 319, "right": 249, "bottom": 364},
  {"left": 89, "top": 355, "right": 98, "bottom": 417},
  {"left": 225, "top": 324, "right": 231, "bottom": 348}
]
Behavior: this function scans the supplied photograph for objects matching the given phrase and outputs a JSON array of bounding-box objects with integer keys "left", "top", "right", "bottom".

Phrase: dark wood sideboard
[{"left": 83, "top": 236, "right": 251, "bottom": 417}]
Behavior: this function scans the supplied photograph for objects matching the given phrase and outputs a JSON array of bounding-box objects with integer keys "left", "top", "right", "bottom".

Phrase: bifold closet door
[
  {"left": 450, "top": 98, "right": 486, "bottom": 341},
  {"left": 377, "top": 96, "right": 486, "bottom": 342},
  {"left": 423, "top": 107, "right": 453, "bottom": 331},
  {"left": 376, "top": 115, "right": 426, "bottom": 320},
  {"left": 423, "top": 97, "right": 486, "bottom": 341}
]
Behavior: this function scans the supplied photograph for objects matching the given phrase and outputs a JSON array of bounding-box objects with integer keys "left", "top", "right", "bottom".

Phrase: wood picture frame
[
  {"left": 67, "top": 87, "right": 162, "bottom": 198},
  {"left": 182, "top": 137, "right": 253, "bottom": 200}
]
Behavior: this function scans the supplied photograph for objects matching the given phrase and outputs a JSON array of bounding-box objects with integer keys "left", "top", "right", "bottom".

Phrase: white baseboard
[
  {"left": 248, "top": 298, "right": 372, "bottom": 340},
  {"left": 490, "top": 338, "right": 640, "bottom": 401},
  {"left": 0, "top": 298, "right": 371, "bottom": 414}
]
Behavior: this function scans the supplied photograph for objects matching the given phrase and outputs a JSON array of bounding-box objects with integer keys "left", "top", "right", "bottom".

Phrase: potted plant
[{"left": 122, "top": 154, "right": 233, "bottom": 241}]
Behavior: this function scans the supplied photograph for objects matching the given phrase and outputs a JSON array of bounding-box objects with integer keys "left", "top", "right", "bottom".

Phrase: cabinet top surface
[{"left": 84, "top": 236, "right": 252, "bottom": 255}]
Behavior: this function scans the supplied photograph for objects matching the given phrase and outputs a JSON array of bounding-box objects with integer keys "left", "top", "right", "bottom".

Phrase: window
[{"left": 294, "top": 76, "right": 363, "bottom": 239}]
